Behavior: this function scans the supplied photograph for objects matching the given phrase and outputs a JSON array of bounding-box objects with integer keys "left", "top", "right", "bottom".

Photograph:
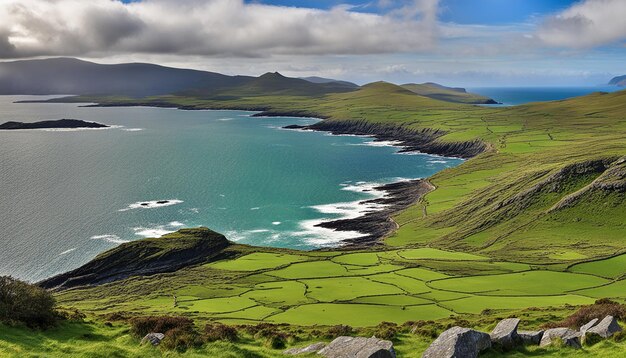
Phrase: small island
[{"left": 0, "top": 119, "right": 108, "bottom": 130}]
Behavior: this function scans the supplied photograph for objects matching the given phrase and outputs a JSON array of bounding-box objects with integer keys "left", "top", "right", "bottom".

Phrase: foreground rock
[
  {"left": 141, "top": 333, "right": 165, "bottom": 346},
  {"left": 283, "top": 342, "right": 326, "bottom": 355},
  {"left": 539, "top": 328, "right": 581, "bottom": 349},
  {"left": 39, "top": 227, "right": 231, "bottom": 290},
  {"left": 518, "top": 330, "right": 544, "bottom": 345},
  {"left": 0, "top": 119, "right": 108, "bottom": 130},
  {"left": 579, "top": 318, "right": 599, "bottom": 333},
  {"left": 586, "top": 316, "right": 622, "bottom": 338},
  {"left": 318, "top": 336, "right": 395, "bottom": 358},
  {"left": 490, "top": 318, "right": 521, "bottom": 349},
  {"left": 422, "top": 327, "right": 491, "bottom": 358}
]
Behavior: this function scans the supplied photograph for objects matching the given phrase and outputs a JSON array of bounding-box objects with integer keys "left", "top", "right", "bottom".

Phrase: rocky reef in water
[{"left": 0, "top": 119, "right": 108, "bottom": 130}]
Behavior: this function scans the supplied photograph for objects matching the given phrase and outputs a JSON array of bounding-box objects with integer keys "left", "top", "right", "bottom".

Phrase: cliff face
[
  {"left": 305, "top": 119, "right": 487, "bottom": 159},
  {"left": 39, "top": 227, "right": 230, "bottom": 290}
]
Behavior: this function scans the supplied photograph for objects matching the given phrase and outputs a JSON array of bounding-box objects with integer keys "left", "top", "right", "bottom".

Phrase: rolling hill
[{"left": 401, "top": 82, "right": 498, "bottom": 104}]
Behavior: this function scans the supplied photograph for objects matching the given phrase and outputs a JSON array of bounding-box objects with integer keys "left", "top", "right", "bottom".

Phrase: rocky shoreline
[
  {"left": 280, "top": 118, "right": 486, "bottom": 247},
  {"left": 319, "top": 179, "right": 435, "bottom": 248}
]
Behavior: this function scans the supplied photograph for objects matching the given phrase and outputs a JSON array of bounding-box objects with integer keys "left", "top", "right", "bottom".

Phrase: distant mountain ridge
[
  {"left": 0, "top": 58, "right": 357, "bottom": 97},
  {"left": 300, "top": 76, "right": 359, "bottom": 88},
  {"left": 609, "top": 75, "right": 626, "bottom": 87},
  {"left": 0, "top": 57, "right": 497, "bottom": 104}
]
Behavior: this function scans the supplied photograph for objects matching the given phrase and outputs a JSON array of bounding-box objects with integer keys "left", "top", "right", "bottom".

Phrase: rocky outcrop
[
  {"left": 422, "top": 327, "right": 491, "bottom": 358},
  {"left": 550, "top": 156, "right": 626, "bottom": 212},
  {"left": 39, "top": 227, "right": 231, "bottom": 290},
  {"left": 490, "top": 318, "right": 521, "bottom": 349},
  {"left": 140, "top": 332, "right": 165, "bottom": 346},
  {"left": 302, "top": 119, "right": 487, "bottom": 159},
  {"left": 539, "top": 328, "right": 582, "bottom": 349},
  {"left": 586, "top": 315, "right": 622, "bottom": 338},
  {"left": 318, "top": 336, "right": 395, "bottom": 358},
  {"left": 580, "top": 318, "right": 599, "bottom": 333},
  {"left": 518, "top": 330, "right": 544, "bottom": 345},
  {"left": 0, "top": 119, "right": 108, "bottom": 130},
  {"left": 283, "top": 342, "right": 327, "bottom": 355},
  {"left": 318, "top": 180, "right": 435, "bottom": 247}
]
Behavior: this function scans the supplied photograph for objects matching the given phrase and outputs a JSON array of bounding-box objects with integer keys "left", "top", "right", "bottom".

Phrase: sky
[{"left": 0, "top": 0, "right": 624, "bottom": 86}]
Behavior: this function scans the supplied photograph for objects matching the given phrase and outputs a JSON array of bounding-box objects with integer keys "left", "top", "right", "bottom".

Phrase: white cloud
[
  {"left": 537, "top": 0, "right": 626, "bottom": 48},
  {"left": 0, "top": 0, "right": 440, "bottom": 59}
]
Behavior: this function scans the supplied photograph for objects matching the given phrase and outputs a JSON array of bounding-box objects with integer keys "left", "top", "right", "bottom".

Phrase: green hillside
[
  {"left": 14, "top": 83, "right": 626, "bottom": 357},
  {"left": 401, "top": 82, "right": 498, "bottom": 104}
]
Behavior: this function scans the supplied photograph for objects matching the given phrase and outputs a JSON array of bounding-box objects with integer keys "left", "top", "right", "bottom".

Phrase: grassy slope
[
  {"left": 11, "top": 84, "right": 626, "bottom": 356},
  {"left": 400, "top": 83, "right": 496, "bottom": 104}
]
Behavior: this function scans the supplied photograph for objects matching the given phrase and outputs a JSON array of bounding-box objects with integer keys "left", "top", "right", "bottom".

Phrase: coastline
[
  {"left": 24, "top": 98, "right": 484, "bottom": 249},
  {"left": 320, "top": 179, "right": 435, "bottom": 248}
]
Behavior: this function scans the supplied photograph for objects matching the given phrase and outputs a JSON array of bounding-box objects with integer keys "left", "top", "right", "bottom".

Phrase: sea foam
[{"left": 118, "top": 199, "right": 183, "bottom": 212}]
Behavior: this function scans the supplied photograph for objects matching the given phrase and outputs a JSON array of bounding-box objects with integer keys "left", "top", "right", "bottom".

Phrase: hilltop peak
[{"left": 259, "top": 71, "right": 286, "bottom": 79}]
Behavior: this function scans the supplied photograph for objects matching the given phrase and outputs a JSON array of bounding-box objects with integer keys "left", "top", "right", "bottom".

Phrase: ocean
[
  {"left": 0, "top": 96, "right": 462, "bottom": 282},
  {"left": 469, "top": 86, "right": 621, "bottom": 106}
]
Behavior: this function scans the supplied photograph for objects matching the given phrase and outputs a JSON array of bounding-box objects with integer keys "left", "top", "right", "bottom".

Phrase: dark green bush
[
  {"left": 159, "top": 327, "right": 203, "bottom": 352},
  {"left": 0, "top": 276, "right": 57, "bottom": 329},
  {"left": 373, "top": 322, "right": 398, "bottom": 340},
  {"left": 325, "top": 324, "right": 353, "bottom": 338},
  {"left": 204, "top": 323, "right": 238, "bottom": 342},
  {"left": 263, "top": 332, "right": 288, "bottom": 349},
  {"left": 129, "top": 315, "right": 194, "bottom": 337}
]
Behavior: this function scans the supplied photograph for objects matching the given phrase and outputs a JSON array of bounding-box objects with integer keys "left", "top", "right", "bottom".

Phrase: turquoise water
[
  {"left": 470, "top": 86, "right": 621, "bottom": 106},
  {"left": 0, "top": 96, "right": 462, "bottom": 282}
]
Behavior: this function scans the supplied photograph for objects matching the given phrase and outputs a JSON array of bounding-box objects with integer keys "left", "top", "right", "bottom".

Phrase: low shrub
[
  {"left": 57, "top": 308, "right": 86, "bottom": 322},
  {"left": 204, "top": 323, "right": 238, "bottom": 342},
  {"left": 373, "top": 322, "right": 398, "bottom": 340},
  {"left": 543, "top": 299, "right": 626, "bottom": 329},
  {"left": 129, "top": 315, "right": 194, "bottom": 337},
  {"left": 263, "top": 332, "right": 288, "bottom": 349},
  {"left": 325, "top": 324, "right": 353, "bottom": 338},
  {"left": 0, "top": 276, "right": 57, "bottom": 329},
  {"left": 159, "top": 327, "right": 203, "bottom": 352},
  {"left": 612, "top": 330, "right": 626, "bottom": 343}
]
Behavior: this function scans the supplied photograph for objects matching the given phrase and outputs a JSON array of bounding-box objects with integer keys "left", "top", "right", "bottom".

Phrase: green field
[{"left": 7, "top": 83, "right": 626, "bottom": 357}]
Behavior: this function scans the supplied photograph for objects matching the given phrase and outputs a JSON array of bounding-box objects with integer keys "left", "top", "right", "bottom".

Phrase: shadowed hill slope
[
  {"left": 39, "top": 228, "right": 231, "bottom": 290},
  {"left": 401, "top": 82, "right": 498, "bottom": 104}
]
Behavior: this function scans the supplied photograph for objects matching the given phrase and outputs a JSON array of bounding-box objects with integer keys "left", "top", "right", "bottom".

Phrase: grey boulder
[
  {"left": 490, "top": 318, "right": 521, "bottom": 349},
  {"left": 586, "top": 316, "right": 622, "bottom": 338},
  {"left": 422, "top": 326, "right": 491, "bottom": 358},
  {"left": 283, "top": 342, "right": 326, "bottom": 355},
  {"left": 518, "top": 330, "right": 544, "bottom": 345},
  {"left": 318, "top": 336, "right": 395, "bottom": 358},
  {"left": 539, "top": 328, "right": 581, "bottom": 349},
  {"left": 580, "top": 318, "right": 599, "bottom": 333},
  {"left": 140, "top": 332, "right": 165, "bottom": 346}
]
